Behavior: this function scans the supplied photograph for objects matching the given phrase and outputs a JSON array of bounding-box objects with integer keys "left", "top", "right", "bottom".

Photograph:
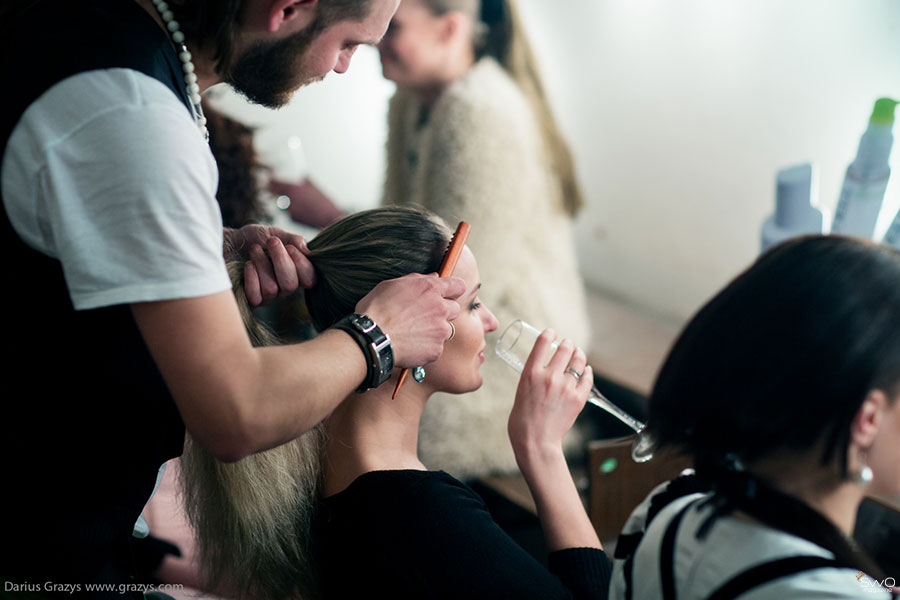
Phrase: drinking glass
[{"left": 495, "top": 320, "right": 654, "bottom": 462}]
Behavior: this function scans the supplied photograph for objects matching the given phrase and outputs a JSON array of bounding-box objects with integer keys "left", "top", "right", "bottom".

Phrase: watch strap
[{"left": 332, "top": 313, "right": 394, "bottom": 393}]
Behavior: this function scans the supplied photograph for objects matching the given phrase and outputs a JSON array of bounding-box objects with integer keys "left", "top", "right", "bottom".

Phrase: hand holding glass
[{"left": 496, "top": 320, "right": 654, "bottom": 462}]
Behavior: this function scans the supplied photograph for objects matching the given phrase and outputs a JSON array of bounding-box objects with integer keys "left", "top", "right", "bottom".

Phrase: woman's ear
[
  {"left": 437, "top": 11, "right": 469, "bottom": 44},
  {"left": 851, "top": 389, "right": 888, "bottom": 449},
  {"left": 267, "top": 0, "right": 319, "bottom": 33}
]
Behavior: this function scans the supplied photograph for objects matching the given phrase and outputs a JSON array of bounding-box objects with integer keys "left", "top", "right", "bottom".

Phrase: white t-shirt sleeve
[{"left": 2, "top": 69, "right": 230, "bottom": 309}]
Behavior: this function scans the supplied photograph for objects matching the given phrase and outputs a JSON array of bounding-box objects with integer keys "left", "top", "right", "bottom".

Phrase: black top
[
  {"left": 0, "top": 0, "right": 188, "bottom": 588},
  {"left": 314, "top": 470, "right": 611, "bottom": 599}
]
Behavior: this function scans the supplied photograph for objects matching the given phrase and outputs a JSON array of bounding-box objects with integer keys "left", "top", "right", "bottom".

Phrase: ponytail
[{"left": 178, "top": 258, "right": 324, "bottom": 600}]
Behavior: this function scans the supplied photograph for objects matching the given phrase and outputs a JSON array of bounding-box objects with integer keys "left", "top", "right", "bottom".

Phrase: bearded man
[{"left": 0, "top": 1, "right": 464, "bottom": 594}]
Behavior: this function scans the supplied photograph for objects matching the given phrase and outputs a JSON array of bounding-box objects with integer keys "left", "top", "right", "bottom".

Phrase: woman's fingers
[
  {"left": 546, "top": 337, "right": 575, "bottom": 374},
  {"left": 577, "top": 365, "right": 593, "bottom": 399},
  {"left": 522, "top": 328, "right": 556, "bottom": 375},
  {"left": 510, "top": 337, "right": 592, "bottom": 461},
  {"left": 522, "top": 331, "right": 587, "bottom": 393},
  {"left": 565, "top": 346, "right": 587, "bottom": 384}
]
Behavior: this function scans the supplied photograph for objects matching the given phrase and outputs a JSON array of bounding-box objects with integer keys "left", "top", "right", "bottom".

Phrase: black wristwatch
[{"left": 332, "top": 313, "right": 394, "bottom": 393}]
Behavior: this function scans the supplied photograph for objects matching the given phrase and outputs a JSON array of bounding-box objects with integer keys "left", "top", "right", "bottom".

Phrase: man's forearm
[
  {"left": 133, "top": 273, "right": 464, "bottom": 462},
  {"left": 239, "top": 329, "right": 369, "bottom": 455},
  {"left": 132, "top": 291, "right": 367, "bottom": 462}
]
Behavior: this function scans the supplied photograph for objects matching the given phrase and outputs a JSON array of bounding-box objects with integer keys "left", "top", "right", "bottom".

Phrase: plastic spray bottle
[
  {"left": 761, "top": 163, "right": 823, "bottom": 252},
  {"left": 830, "top": 98, "right": 898, "bottom": 238}
]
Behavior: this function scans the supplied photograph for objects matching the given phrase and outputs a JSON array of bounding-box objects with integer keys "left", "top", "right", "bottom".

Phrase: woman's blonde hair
[
  {"left": 179, "top": 260, "right": 324, "bottom": 600},
  {"left": 180, "top": 207, "right": 450, "bottom": 599},
  {"left": 423, "top": 0, "right": 584, "bottom": 216}
]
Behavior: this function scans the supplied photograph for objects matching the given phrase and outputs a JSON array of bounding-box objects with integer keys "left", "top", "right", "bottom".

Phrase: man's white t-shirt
[
  {"left": 2, "top": 68, "right": 232, "bottom": 537},
  {"left": 2, "top": 68, "right": 230, "bottom": 309}
]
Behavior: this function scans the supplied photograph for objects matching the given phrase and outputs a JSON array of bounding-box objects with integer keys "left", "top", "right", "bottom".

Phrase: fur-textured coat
[{"left": 383, "top": 58, "right": 591, "bottom": 479}]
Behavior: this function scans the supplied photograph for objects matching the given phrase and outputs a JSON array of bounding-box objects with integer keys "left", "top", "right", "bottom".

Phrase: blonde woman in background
[{"left": 379, "top": 0, "right": 592, "bottom": 479}]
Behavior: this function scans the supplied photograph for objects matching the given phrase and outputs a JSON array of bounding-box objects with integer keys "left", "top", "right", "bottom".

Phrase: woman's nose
[{"left": 483, "top": 308, "right": 499, "bottom": 333}]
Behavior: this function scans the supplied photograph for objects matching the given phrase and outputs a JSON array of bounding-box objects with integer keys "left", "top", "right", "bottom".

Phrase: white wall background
[
  {"left": 210, "top": 0, "right": 900, "bottom": 325},
  {"left": 524, "top": 0, "right": 900, "bottom": 323}
]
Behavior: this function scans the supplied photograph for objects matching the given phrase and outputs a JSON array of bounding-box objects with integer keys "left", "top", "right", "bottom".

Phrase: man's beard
[{"left": 226, "top": 20, "right": 326, "bottom": 109}]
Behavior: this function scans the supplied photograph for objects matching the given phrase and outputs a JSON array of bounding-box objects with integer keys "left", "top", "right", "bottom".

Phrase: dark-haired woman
[
  {"left": 181, "top": 207, "right": 611, "bottom": 600},
  {"left": 611, "top": 235, "right": 900, "bottom": 600}
]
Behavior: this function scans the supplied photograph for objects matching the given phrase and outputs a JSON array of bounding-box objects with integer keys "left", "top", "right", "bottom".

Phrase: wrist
[
  {"left": 356, "top": 308, "right": 403, "bottom": 366},
  {"left": 331, "top": 313, "right": 394, "bottom": 392},
  {"left": 513, "top": 438, "right": 566, "bottom": 471}
]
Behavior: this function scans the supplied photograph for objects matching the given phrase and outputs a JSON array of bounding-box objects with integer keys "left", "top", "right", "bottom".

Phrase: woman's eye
[{"left": 469, "top": 301, "right": 482, "bottom": 311}]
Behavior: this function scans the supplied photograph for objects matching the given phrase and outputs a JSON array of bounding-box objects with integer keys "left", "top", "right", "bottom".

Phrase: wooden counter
[{"left": 584, "top": 292, "right": 682, "bottom": 397}]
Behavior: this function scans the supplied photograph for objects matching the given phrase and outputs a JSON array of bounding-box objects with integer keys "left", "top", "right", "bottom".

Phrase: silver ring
[
  {"left": 447, "top": 322, "right": 455, "bottom": 342},
  {"left": 566, "top": 367, "right": 582, "bottom": 380}
]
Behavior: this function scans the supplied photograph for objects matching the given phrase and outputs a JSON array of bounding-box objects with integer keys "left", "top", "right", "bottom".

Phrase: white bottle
[
  {"left": 830, "top": 98, "right": 897, "bottom": 239},
  {"left": 761, "top": 163, "right": 823, "bottom": 252}
]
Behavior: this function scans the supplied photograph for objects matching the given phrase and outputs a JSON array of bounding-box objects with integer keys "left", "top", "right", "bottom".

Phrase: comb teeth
[
  {"left": 437, "top": 222, "right": 470, "bottom": 277},
  {"left": 444, "top": 235, "right": 457, "bottom": 253}
]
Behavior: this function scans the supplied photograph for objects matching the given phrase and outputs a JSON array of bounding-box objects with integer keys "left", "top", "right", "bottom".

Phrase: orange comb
[{"left": 392, "top": 221, "right": 471, "bottom": 399}]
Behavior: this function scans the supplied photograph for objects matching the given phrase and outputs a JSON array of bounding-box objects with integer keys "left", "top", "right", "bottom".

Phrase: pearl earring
[
  {"left": 851, "top": 451, "right": 873, "bottom": 485},
  {"left": 857, "top": 464, "right": 874, "bottom": 485}
]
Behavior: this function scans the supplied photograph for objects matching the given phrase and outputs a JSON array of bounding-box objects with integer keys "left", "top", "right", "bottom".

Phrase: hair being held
[
  {"left": 178, "top": 258, "right": 323, "bottom": 599},
  {"left": 179, "top": 207, "right": 451, "bottom": 599}
]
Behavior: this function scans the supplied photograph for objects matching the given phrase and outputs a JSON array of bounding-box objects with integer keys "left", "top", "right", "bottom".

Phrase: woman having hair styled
[
  {"left": 611, "top": 235, "right": 900, "bottom": 599},
  {"left": 180, "top": 206, "right": 611, "bottom": 600},
  {"left": 378, "top": 0, "right": 592, "bottom": 479}
]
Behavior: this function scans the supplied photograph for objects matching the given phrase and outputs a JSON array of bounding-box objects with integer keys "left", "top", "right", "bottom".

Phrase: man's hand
[
  {"left": 355, "top": 273, "right": 466, "bottom": 368},
  {"left": 223, "top": 224, "right": 316, "bottom": 306}
]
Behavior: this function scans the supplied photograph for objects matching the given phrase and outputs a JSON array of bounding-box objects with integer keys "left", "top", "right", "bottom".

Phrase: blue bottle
[
  {"left": 831, "top": 98, "right": 897, "bottom": 239},
  {"left": 761, "top": 163, "right": 823, "bottom": 253}
]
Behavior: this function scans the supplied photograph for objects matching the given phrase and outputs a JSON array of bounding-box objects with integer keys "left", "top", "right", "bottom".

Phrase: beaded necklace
[{"left": 150, "top": 0, "right": 209, "bottom": 141}]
